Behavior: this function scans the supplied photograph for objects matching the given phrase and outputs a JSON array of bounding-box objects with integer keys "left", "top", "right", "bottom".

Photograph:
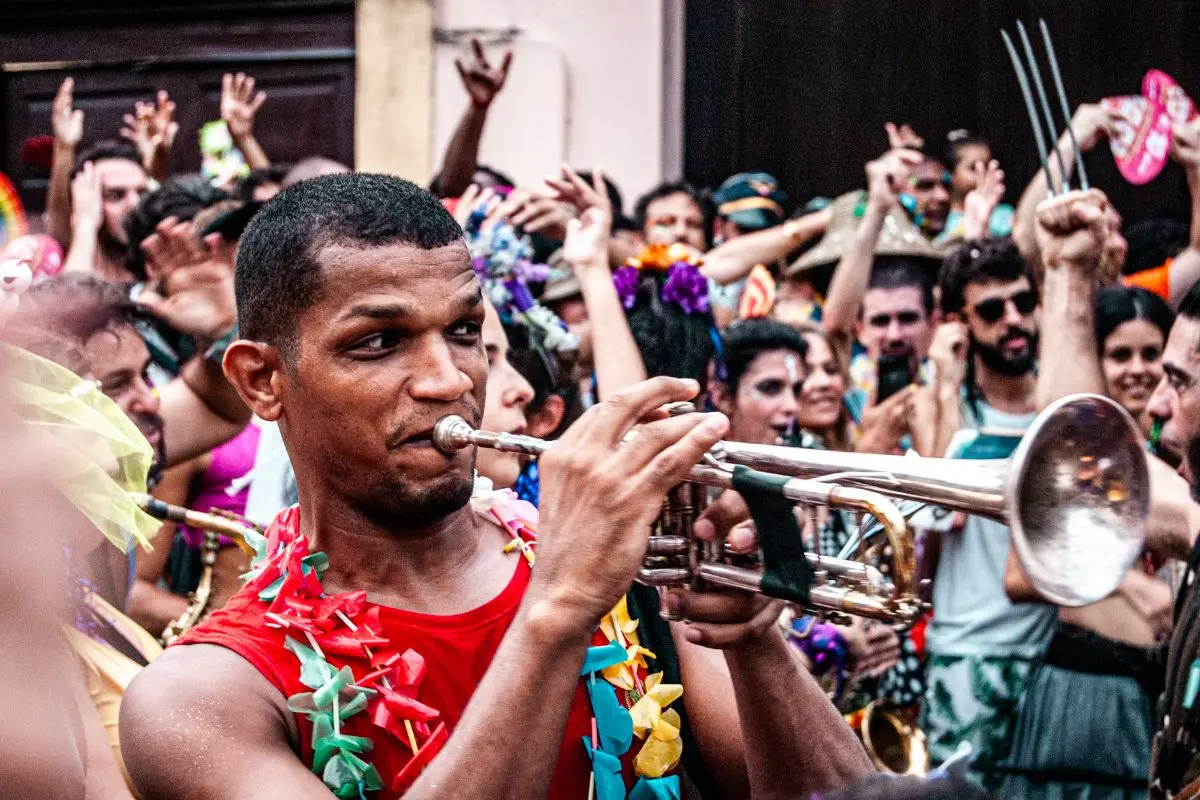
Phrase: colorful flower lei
[
  {"left": 613, "top": 243, "right": 711, "bottom": 317},
  {"left": 464, "top": 208, "right": 578, "bottom": 356},
  {"left": 242, "top": 476, "right": 683, "bottom": 798}
]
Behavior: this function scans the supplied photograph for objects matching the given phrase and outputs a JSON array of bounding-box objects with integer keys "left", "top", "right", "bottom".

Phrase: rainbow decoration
[{"left": 0, "top": 173, "right": 29, "bottom": 249}]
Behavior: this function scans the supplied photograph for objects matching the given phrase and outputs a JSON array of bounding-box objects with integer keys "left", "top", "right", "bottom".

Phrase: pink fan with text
[{"left": 1104, "top": 70, "right": 1198, "bottom": 185}]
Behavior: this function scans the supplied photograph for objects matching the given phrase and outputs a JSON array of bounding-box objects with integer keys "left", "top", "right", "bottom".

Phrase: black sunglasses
[{"left": 970, "top": 289, "right": 1038, "bottom": 323}]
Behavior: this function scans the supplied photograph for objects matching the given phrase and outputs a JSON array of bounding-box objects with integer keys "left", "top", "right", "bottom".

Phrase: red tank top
[{"left": 176, "top": 503, "right": 651, "bottom": 798}]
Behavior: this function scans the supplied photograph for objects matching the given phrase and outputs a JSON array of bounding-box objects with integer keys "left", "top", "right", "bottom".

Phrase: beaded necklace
[{"left": 240, "top": 477, "right": 684, "bottom": 799}]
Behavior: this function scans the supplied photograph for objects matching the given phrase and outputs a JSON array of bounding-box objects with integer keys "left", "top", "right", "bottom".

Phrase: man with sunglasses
[{"left": 918, "top": 236, "right": 1051, "bottom": 787}]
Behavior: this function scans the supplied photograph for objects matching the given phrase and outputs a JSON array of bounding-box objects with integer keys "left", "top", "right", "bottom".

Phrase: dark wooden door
[{"left": 1, "top": 0, "right": 356, "bottom": 214}]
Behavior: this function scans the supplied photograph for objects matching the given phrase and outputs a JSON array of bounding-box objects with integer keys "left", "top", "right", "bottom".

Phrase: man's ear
[{"left": 223, "top": 340, "right": 286, "bottom": 422}]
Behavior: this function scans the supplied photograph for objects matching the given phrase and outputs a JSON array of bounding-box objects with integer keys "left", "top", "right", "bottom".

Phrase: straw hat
[{"left": 787, "top": 190, "right": 942, "bottom": 277}]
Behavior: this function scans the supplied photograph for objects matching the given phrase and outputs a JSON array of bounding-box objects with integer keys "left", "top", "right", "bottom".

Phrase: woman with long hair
[{"left": 998, "top": 285, "right": 1175, "bottom": 799}]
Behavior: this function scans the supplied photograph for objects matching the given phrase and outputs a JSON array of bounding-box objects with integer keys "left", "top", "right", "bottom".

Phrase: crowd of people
[{"left": 8, "top": 35, "right": 1200, "bottom": 800}]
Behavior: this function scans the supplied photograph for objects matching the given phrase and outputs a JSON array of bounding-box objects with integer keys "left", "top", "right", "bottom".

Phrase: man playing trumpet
[{"left": 119, "top": 174, "right": 873, "bottom": 799}]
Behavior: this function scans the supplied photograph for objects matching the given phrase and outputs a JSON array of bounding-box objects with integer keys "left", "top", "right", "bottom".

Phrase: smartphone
[{"left": 876, "top": 354, "right": 914, "bottom": 404}]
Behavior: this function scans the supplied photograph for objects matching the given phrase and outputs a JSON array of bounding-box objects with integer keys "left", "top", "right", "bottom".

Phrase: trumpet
[
  {"left": 433, "top": 392, "right": 1149, "bottom": 620},
  {"left": 707, "top": 393, "right": 1149, "bottom": 607},
  {"left": 130, "top": 493, "right": 259, "bottom": 644},
  {"left": 434, "top": 414, "right": 925, "bottom": 626}
]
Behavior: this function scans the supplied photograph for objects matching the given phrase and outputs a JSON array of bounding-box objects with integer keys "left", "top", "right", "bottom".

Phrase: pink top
[{"left": 180, "top": 423, "right": 261, "bottom": 549}]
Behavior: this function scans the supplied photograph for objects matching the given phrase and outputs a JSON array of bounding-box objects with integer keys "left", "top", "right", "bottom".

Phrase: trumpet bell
[{"left": 1008, "top": 393, "right": 1149, "bottom": 607}]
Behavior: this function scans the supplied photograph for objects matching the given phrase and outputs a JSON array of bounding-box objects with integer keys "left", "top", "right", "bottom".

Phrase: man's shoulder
[{"left": 120, "top": 644, "right": 306, "bottom": 797}]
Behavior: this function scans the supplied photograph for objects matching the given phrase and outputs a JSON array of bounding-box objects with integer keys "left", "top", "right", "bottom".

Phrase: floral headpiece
[
  {"left": 613, "top": 242, "right": 711, "bottom": 316},
  {"left": 464, "top": 208, "right": 578, "bottom": 356}
]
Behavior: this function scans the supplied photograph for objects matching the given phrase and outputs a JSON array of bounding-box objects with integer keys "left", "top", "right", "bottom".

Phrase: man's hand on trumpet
[{"left": 671, "top": 490, "right": 785, "bottom": 650}]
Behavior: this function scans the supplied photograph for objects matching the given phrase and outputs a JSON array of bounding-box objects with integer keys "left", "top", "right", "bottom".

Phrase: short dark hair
[
  {"left": 1124, "top": 217, "right": 1190, "bottom": 276},
  {"left": 718, "top": 318, "right": 807, "bottom": 392},
  {"left": 633, "top": 181, "right": 712, "bottom": 235},
  {"left": 238, "top": 165, "right": 289, "bottom": 203},
  {"left": 944, "top": 128, "right": 990, "bottom": 171},
  {"left": 938, "top": 238, "right": 1031, "bottom": 316},
  {"left": 624, "top": 273, "right": 715, "bottom": 383},
  {"left": 17, "top": 273, "right": 141, "bottom": 346},
  {"left": 73, "top": 140, "right": 143, "bottom": 177},
  {"left": 1094, "top": 285, "right": 1175, "bottom": 351},
  {"left": 235, "top": 173, "right": 465, "bottom": 353},
  {"left": 124, "top": 176, "right": 230, "bottom": 281},
  {"left": 504, "top": 322, "right": 582, "bottom": 439},
  {"left": 867, "top": 255, "right": 936, "bottom": 316}
]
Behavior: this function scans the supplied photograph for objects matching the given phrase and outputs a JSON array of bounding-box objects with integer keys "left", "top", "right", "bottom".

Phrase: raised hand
[
  {"left": 531, "top": 377, "right": 729, "bottom": 630},
  {"left": 1171, "top": 117, "right": 1200, "bottom": 171},
  {"left": 1070, "top": 103, "right": 1125, "bottom": 153},
  {"left": 1034, "top": 188, "right": 1112, "bottom": 272},
  {"left": 52, "top": 77, "right": 84, "bottom": 148},
  {"left": 927, "top": 321, "right": 969, "bottom": 390},
  {"left": 885, "top": 122, "right": 925, "bottom": 151},
  {"left": 865, "top": 148, "right": 923, "bottom": 210},
  {"left": 545, "top": 164, "right": 612, "bottom": 216},
  {"left": 551, "top": 166, "right": 612, "bottom": 265},
  {"left": 455, "top": 37, "right": 513, "bottom": 108},
  {"left": 962, "top": 159, "right": 1005, "bottom": 239},
  {"left": 220, "top": 72, "right": 267, "bottom": 140},
  {"left": 121, "top": 90, "right": 178, "bottom": 168},
  {"left": 855, "top": 385, "right": 915, "bottom": 455},
  {"left": 507, "top": 193, "right": 574, "bottom": 241},
  {"left": 70, "top": 161, "right": 104, "bottom": 236},
  {"left": 137, "top": 218, "right": 236, "bottom": 344}
]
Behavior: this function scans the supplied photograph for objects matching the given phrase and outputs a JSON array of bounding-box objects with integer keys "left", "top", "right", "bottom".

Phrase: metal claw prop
[{"left": 1001, "top": 21, "right": 1083, "bottom": 197}]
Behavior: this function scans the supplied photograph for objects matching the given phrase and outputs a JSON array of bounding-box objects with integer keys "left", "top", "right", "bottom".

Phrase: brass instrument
[
  {"left": 130, "top": 493, "right": 258, "bottom": 645},
  {"left": 705, "top": 393, "right": 1149, "bottom": 607},
  {"left": 845, "top": 701, "right": 929, "bottom": 775},
  {"left": 433, "top": 415, "right": 923, "bottom": 626},
  {"left": 433, "top": 392, "right": 1149, "bottom": 620}
]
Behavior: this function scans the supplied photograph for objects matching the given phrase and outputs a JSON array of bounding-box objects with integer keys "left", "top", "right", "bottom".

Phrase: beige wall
[{"left": 431, "top": 0, "right": 680, "bottom": 210}]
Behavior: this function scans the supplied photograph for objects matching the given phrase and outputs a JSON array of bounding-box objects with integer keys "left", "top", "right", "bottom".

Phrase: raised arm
[
  {"left": 701, "top": 209, "right": 831, "bottom": 285},
  {"left": 1032, "top": 189, "right": 1112, "bottom": 409},
  {"left": 136, "top": 221, "right": 249, "bottom": 464},
  {"left": 1155, "top": 117, "right": 1200, "bottom": 305},
  {"left": 62, "top": 163, "right": 102, "bottom": 274},
  {"left": 433, "top": 38, "right": 512, "bottom": 197},
  {"left": 549, "top": 166, "right": 647, "bottom": 398},
  {"left": 822, "top": 148, "right": 922, "bottom": 341},
  {"left": 221, "top": 73, "right": 270, "bottom": 170},
  {"left": 121, "top": 90, "right": 178, "bottom": 183},
  {"left": 1012, "top": 103, "right": 1123, "bottom": 271},
  {"left": 46, "top": 77, "right": 83, "bottom": 248}
]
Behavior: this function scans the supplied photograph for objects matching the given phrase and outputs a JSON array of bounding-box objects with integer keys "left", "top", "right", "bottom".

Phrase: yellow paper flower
[
  {"left": 630, "top": 672, "right": 683, "bottom": 739},
  {"left": 634, "top": 708, "right": 683, "bottom": 778},
  {"left": 600, "top": 596, "right": 640, "bottom": 647}
]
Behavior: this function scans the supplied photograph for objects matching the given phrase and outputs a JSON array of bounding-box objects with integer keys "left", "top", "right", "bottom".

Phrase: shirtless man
[{"left": 120, "top": 173, "right": 871, "bottom": 799}]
